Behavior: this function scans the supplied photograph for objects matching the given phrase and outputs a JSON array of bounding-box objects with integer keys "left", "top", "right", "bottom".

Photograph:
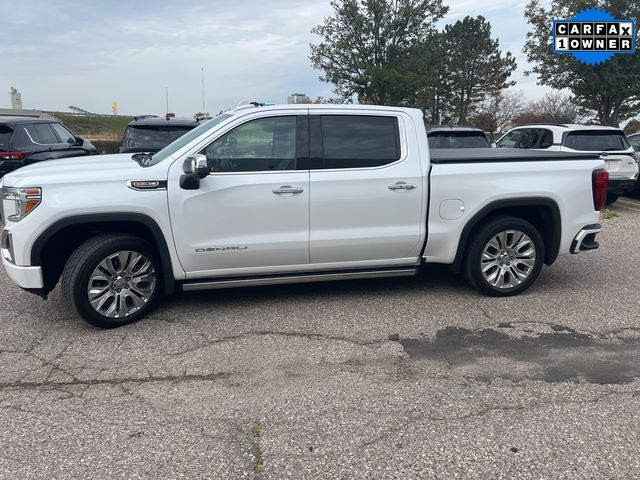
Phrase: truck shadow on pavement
[{"left": 399, "top": 324, "right": 640, "bottom": 385}]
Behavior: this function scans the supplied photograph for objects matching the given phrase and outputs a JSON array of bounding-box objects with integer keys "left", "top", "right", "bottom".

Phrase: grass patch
[
  {"left": 250, "top": 424, "right": 262, "bottom": 438},
  {"left": 52, "top": 113, "right": 133, "bottom": 141},
  {"left": 250, "top": 423, "right": 265, "bottom": 474},
  {"left": 602, "top": 209, "right": 619, "bottom": 220}
]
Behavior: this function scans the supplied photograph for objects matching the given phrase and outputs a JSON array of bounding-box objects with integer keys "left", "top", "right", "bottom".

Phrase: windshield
[
  {"left": 428, "top": 131, "right": 489, "bottom": 148},
  {"left": 122, "top": 126, "right": 193, "bottom": 150},
  {"left": 564, "top": 131, "right": 630, "bottom": 151},
  {"left": 148, "top": 114, "right": 233, "bottom": 165}
]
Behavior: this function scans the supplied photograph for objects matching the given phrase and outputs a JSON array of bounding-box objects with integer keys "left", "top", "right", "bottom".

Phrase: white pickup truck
[{"left": 1, "top": 105, "right": 607, "bottom": 328}]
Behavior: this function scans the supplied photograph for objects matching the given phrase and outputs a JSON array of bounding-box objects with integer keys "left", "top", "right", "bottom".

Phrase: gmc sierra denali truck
[{"left": 1, "top": 104, "right": 607, "bottom": 328}]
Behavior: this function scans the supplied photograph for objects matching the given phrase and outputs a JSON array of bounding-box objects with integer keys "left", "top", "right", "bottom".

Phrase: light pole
[
  {"left": 165, "top": 87, "right": 169, "bottom": 114},
  {"left": 201, "top": 67, "right": 206, "bottom": 112}
]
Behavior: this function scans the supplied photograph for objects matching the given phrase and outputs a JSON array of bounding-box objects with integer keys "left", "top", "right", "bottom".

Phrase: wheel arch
[
  {"left": 451, "top": 197, "right": 561, "bottom": 273},
  {"left": 31, "top": 213, "right": 176, "bottom": 296}
]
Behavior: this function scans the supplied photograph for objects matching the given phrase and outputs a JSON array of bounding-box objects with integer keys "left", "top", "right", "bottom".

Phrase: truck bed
[{"left": 429, "top": 148, "right": 601, "bottom": 164}]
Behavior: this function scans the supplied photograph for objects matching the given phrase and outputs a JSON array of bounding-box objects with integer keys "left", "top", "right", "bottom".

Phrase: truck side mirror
[
  {"left": 180, "top": 173, "right": 201, "bottom": 190},
  {"left": 180, "top": 154, "right": 209, "bottom": 190},
  {"left": 182, "top": 154, "right": 209, "bottom": 179}
]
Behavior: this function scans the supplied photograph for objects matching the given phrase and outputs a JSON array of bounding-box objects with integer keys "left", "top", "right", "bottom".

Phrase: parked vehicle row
[
  {"left": 1, "top": 104, "right": 606, "bottom": 328},
  {"left": 495, "top": 124, "right": 639, "bottom": 204}
]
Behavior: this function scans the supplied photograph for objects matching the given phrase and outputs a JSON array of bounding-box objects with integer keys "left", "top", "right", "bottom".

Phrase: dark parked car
[
  {"left": 0, "top": 117, "right": 96, "bottom": 176},
  {"left": 427, "top": 126, "right": 490, "bottom": 149},
  {"left": 119, "top": 116, "right": 201, "bottom": 154}
]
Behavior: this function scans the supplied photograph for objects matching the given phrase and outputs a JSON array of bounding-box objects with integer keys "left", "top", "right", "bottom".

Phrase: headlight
[{"left": 2, "top": 186, "right": 42, "bottom": 222}]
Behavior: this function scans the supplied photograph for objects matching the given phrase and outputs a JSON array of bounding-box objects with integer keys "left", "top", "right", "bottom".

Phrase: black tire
[
  {"left": 604, "top": 193, "right": 619, "bottom": 205},
  {"left": 464, "top": 216, "right": 545, "bottom": 297},
  {"left": 61, "top": 234, "right": 162, "bottom": 328}
]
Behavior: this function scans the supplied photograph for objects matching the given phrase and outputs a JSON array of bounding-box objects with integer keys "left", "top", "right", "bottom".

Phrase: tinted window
[
  {"left": 428, "top": 131, "right": 489, "bottom": 148},
  {"left": 538, "top": 129, "right": 554, "bottom": 148},
  {"left": 51, "top": 123, "right": 76, "bottom": 143},
  {"left": 0, "top": 126, "right": 12, "bottom": 151},
  {"left": 628, "top": 135, "right": 640, "bottom": 151},
  {"left": 497, "top": 129, "right": 540, "bottom": 149},
  {"left": 497, "top": 130, "right": 522, "bottom": 148},
  {"left": 320, "top": 115, "right": 400, "bottom": 168},
  {"left": 25, "top": 123, "right": 60, "bottom": 145},
  {"left": 564, "top": 131, "right": 630, "bottom": 151},
  {"left": 123, "top": 126, "right": 193, "bottom": 150},
  {"left": 201, "top": 116, "right": 297, "bottom": 172}
]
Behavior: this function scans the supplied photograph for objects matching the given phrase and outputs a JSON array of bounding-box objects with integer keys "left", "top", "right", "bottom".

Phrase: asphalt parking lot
[{"left": 1, "top": 198, "right": 640, "bottom": 480}]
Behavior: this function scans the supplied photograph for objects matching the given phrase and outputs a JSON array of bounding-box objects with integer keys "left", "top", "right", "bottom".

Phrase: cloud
[{"left": 0, "top": 0, "right": 548, "bottom": 115}]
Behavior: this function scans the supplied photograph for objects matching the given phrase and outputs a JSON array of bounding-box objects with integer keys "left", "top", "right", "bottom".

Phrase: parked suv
[
  {"left": 120, "top": 116, "right": 201, "bottom": 154},
  {"left": 0, "top": 117, "right": 96, "bottom": 176},
  {"left": 496, "top": 124, "right": 638, "bottom": 204},
  {"left": 427, "top": 126, "right": 490, "bottom": 148}
]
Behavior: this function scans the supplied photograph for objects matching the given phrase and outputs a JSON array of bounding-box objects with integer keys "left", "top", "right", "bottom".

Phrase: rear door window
[
  {"left": 318, "top": 115, "right": 400, "bottom": 168},
  {"left": 564, "top": 131, "right": 630, "bottom": 151},
  {"left": 538, "top": 129, "right": 554, "bottom": 148},
  {"left": 0, "top": 125, "right": 12, "bottom": 151},
  {"left": 24, "top": 123, "right": 61, "bottom": 145}
]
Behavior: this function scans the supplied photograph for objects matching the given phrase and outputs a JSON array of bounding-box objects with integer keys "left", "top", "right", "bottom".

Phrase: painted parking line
[
  {"left": 614, "top": 203, "right": 640, "bottom": 213},
  {"left": 619, "top": 198, "right": 640, "bottom": 207}
]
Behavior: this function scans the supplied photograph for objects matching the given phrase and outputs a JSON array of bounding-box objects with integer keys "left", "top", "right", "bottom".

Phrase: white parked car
[
  {"left": 496, "top": 124, "right": 639, "bottom": 205},
  {"left": 1, "top": 104, "right": 607, "bottom": 328}
]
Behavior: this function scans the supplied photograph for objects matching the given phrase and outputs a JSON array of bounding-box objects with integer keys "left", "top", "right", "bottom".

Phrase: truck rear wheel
[
  {"left": 464, "top": 216, "right": 544, "bottom": 296},
  {"left": 61, "top": 234, "right": 162, "bottom": 328}
]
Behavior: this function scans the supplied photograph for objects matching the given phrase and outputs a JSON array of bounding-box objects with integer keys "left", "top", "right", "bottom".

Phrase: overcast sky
[{"left": 1, "top": 0, "right": 551, "bottom": 116}]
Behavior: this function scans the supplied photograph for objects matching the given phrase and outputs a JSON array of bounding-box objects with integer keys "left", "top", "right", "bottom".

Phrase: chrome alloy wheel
[
  {"left": 87, "top": 250, "right": 157, "bottom": 318},
  {"left": 480, "top": 230, "right": 536, "bottom": 289}
]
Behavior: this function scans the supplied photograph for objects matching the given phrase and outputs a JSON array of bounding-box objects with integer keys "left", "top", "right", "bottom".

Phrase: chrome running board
[{"left": 181, "top": 268, "right": 417, "bottom": 292}]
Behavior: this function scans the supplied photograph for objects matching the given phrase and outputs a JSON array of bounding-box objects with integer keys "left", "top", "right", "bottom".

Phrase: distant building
[
  {"left": 287, "top": 93, "right": 311, "bottom": 104},
  {"left": 9, "top": 87, "right": 22, "bottom": 110}
]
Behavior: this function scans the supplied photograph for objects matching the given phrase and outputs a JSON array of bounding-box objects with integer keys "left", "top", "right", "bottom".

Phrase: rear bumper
[
  {"left": 2, "top": 256, "right": 44, "bottom": 289},
  {"left": 570, "top": 223, "right": 601, "bottom": 254},
  {"left": 607, "top": 179, "right": 637, "bottom": 195}
]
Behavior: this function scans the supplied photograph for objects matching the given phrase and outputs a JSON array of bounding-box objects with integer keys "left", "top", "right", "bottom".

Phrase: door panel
[
  {"left": 169, "top": 172, "right": 309, "bottom": 274},
  {"left": 168, "top": 112, "right": 310, "bottom": 276},
  {"left": 308, "top": 113, "right": 425, "bottom": 264}
]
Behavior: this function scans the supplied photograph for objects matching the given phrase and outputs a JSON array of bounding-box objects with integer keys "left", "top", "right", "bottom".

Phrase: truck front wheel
[
  {"left": 61, "top": 234, "right": 162, "bottom": 328},
  {"left": 464, "top": 217, "right": 545, "bottom": 296}
]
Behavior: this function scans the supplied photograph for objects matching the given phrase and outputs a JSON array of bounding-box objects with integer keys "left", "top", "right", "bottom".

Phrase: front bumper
[
  {"left": 2, "top": 256, "right": 44, "bottom": 289},
  {"left": 607, "top": 179, "right": 637, "bottom": 195},
  {"left": 570, "top": 223, "right": 601, "bottom": 254}
]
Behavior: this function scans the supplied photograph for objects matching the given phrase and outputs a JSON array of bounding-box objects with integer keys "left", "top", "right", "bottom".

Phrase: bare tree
[
  {"left": 471, "top": 90, "right": 526, "bottom": 140},
  {"left": 514, "top": 92, "right": 587, "bottom": 125}
]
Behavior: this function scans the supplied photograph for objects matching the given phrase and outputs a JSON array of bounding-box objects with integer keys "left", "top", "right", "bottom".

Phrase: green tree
[
  {"left": 310, "top": 0, "right": 448, "bottom": 104},
  {"left": 524, "top": 0, "right": 640, "bottom": 126},
  {"left": 439, "top": 16, "right": 517, "bottom": 124}
]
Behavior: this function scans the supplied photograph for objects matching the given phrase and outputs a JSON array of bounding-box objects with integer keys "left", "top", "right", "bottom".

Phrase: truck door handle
[
  {"left": 388, "top": 182, "right": 416, "bottom": 191},
  {"left": 272, "top": 186, "right": 304, "bottom": 195}
]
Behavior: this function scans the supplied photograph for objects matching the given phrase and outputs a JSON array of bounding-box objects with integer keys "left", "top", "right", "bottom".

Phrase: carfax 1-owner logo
[{"left": 553, "top": 8, "right": 636, "bottom": 64}]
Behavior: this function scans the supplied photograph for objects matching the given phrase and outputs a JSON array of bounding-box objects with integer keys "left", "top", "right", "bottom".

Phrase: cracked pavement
[{"left": 1, "top": 199, "right": 640, "bottom": 479}]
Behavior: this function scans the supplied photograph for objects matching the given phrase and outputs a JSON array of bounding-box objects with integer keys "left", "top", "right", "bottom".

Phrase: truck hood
[{"left": 1, "top": 154, "right": 164, "bottom": 187}]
